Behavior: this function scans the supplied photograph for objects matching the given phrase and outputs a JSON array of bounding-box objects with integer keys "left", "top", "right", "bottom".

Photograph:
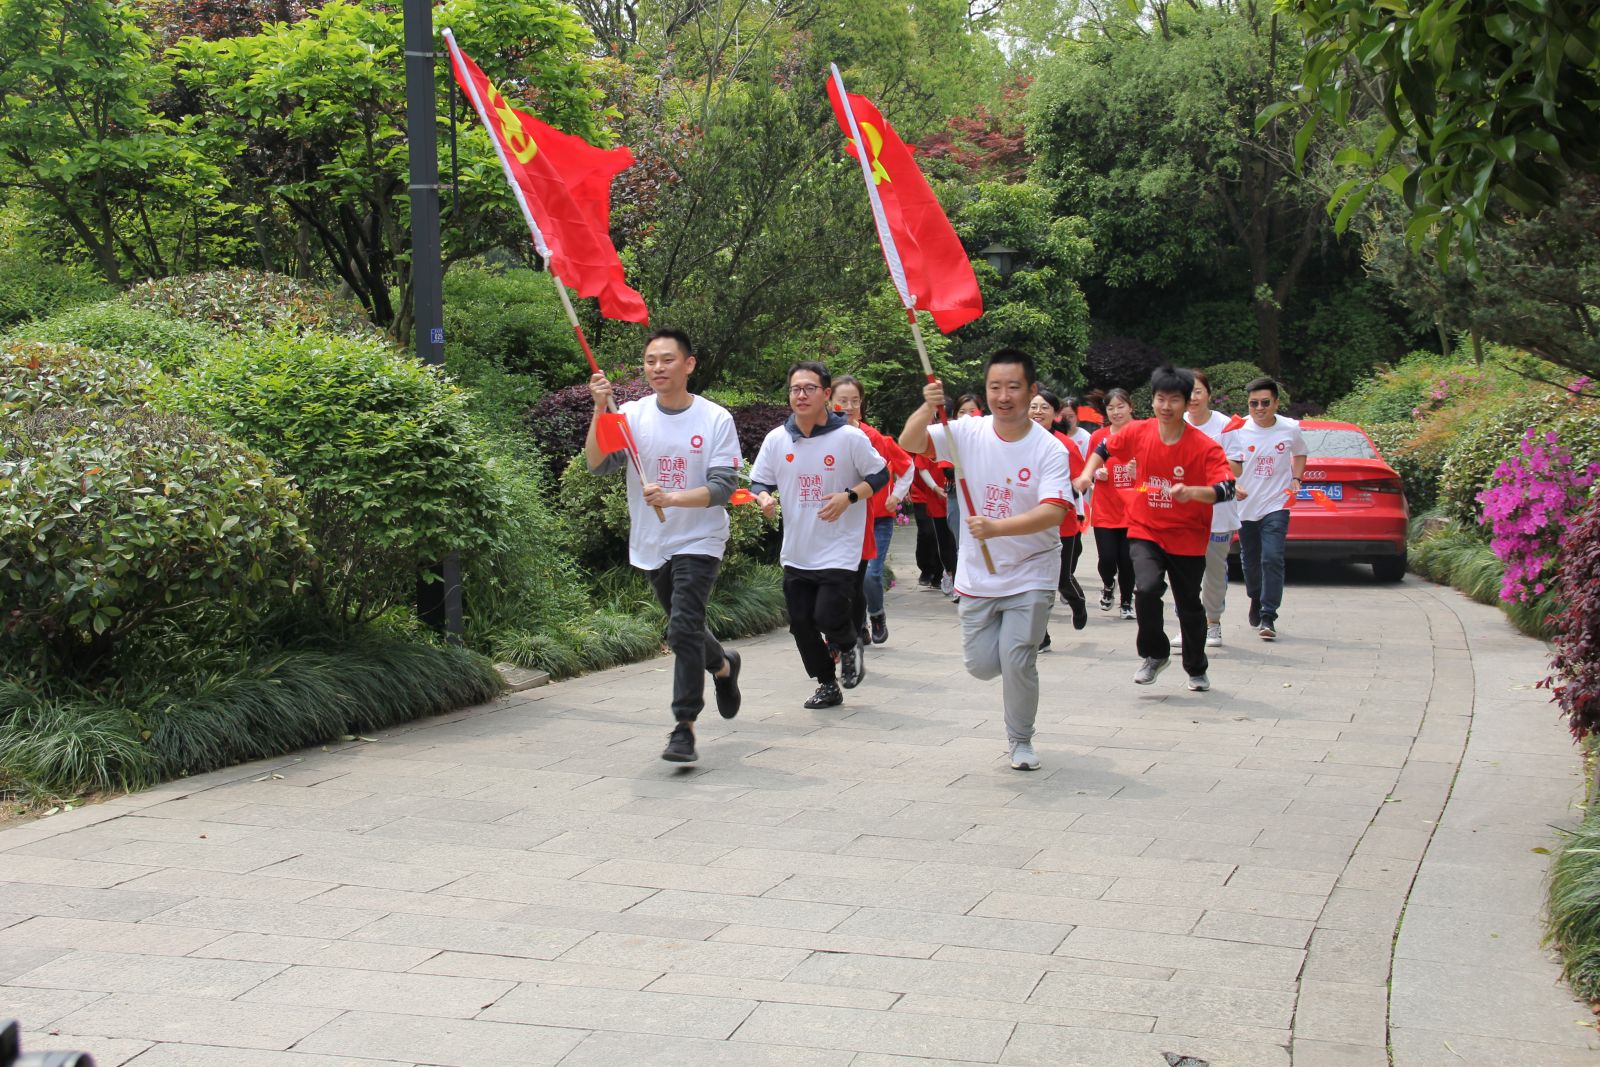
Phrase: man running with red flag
[
  {"left": 901, "top": 349, "right": 1073, "bottom": 771},
  {"left": 586, "top": 330, "right": 742, "bottom": 763}
]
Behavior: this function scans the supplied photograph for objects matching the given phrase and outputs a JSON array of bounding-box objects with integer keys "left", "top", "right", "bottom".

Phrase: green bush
[
  {"left": 1436, "top": 394, "right": 1600, "bottom": 527},
  {"left": 442, "top": 265, "right": 587, "bottom": 384},
  {"left": 1199, "top": 360, "right": 1273, "bottom": 413},
  {"left": 0, "top": 251, "right": 113, "bottom": 329},
  {"left": 1367, "top": 421, "right": 1443, "bottom": 511},
  {"left": 1547, "top": 806, "right": 1600, "bottom": 1001},
  {"left": 1325, "top": 350, "right": 1461, "bottom": 425},
  {"left": 2, "top": 340, "right": 163, "bottom": 413},
  {"left": 126, "top": 270, "right": 374, "bottom": 338},
  {"left": 9, "top": 299, "right": 222, "bottom": 372},
  {"left": 1151, "top": 300, "right": 1258, "bottom": 368},
  {"left": 1287, "top": 281, "right": 1404, "bottom": 406},
  {"left": 1, "top": 403, "right": 310, "bottom": 678},
  {"left": 178, "top": 330, "right": 505, "bottom": 626},
  {"left": 1408, "top": 516, "right": 1554, "bottom": 637},
  {"left": 0, "top": 632, "right": 500, "bottom": 795}
]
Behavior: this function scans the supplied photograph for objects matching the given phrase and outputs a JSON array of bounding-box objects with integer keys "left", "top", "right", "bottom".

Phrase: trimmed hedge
[{"left": 8, "top": 300, "right": 222, "bottom": 372}]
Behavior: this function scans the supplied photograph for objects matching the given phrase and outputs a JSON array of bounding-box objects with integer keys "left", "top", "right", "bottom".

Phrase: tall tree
[{"left": 1027, "top": 2, "right": 1353, "bottom": 375}]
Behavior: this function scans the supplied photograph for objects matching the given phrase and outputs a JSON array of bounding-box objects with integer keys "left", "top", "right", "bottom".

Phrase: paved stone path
[{"left": 1, "top": 539, "right": 1594, "bottom": 1066}]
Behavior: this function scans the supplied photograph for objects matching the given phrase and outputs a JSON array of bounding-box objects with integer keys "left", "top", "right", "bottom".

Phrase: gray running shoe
[
  {"left": 1008, "top": 739, "right": 1041, "bottom": 770},
  {"left": 1205, "top": 623, "right": 1223, "bottom": 647},
  {"left": 1133, "top": 657, "right": 1170, "bottom": 685},
  {"left": 1120, "top": 605, "right": 1135, "bottom": 621},
  {"left": 1187, "top": 673, "right": 1211, "bottom": 692},
  {"left": 940, "top": 573, "right": 955, "bottom": 596}
]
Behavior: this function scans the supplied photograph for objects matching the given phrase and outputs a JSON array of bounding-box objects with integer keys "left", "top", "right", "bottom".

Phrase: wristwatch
[{"left": 846, "top": 489, "right": 860, "bottom": 504}]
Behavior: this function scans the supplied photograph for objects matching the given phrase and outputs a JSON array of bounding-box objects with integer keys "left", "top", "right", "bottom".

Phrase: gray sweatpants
[
  {"left": 958, "top": 588, "right": 1054, "bottom": 744},
  {"left": 1202, "top": 532, "right": 1231, "bottom": 622}
]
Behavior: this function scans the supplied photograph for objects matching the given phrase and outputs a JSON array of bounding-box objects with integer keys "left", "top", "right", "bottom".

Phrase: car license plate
[{"left": 1298, "top": 483, "right": 1342, "bottom": 501}]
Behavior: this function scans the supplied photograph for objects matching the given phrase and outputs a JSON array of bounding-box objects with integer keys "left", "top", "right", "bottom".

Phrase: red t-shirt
[
  {"left": 909, "top": 452, "right": 948, "bottom": 518},
  {"left": 1099, "top": 419, "right": 1233, "bottom": 556},
  {"left": 859, "top": 422, "right": 912, "bottom": 560},
  {"left": 1053, "top": 430, "right": 1085, "bottom": 537},
  {"left": 1087, "top": 425, "right": 1134, "bottom": 529}
]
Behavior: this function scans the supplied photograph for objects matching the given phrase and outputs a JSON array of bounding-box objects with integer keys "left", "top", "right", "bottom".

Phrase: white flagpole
[{"left": 830, "top": 63, "right": 994, "bottom": 573}]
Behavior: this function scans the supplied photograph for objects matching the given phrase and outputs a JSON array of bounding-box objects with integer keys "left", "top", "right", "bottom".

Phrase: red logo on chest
[
  {"left": 1018, "top": 467, "right": 1032, "bottom": 483},
  {"left": 690, "top": 434, "right": 704, "bottom": 450},
  {"left": 823, "top": 455, "right": 836, "bottom": 468},
  {"left": 785, "top": 453, "right": 795, "bottom": 463}
]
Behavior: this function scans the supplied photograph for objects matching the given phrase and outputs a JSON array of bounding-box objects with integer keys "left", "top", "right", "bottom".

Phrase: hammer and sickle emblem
[
  {"left": 849, "top": 121, "right": 891, "bottom": 185},
  {"left": 487, "top": 82, "right": 538, "bottom": 164}
]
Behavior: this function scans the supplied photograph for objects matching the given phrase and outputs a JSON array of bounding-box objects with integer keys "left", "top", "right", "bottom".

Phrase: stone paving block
[
  {"left": 189, "top": 931, "right": 436, "bottom": 972},
  {"left": 1314, "top": 887, "right": 1403, "bottom": 934},
  {"left": 410, "top": 949, "right": 659, "bottom": 990},
  {"left": 891, "top": 990, "right": 1155, "bottom": 1031},
  {"left": 764, "top": 873, "right": 989, "bottom": 914},
  {"left": 610, "top": 797, "right": 804, "bottom": 827},
  {"left": 1026, "top": 851, "right": 1236, "bottom": 884},
  {"left": 85, "top": 840, "right": 303, "bottom": 875},
  {"left": 781, "top": 809, "right": 977, "bottom": 842},
  {"left": 480, "top": 982, "right": 757, "bottom": 1038},
  {"left": 833, "top": 906, "right": 1072, "bottom": 955},
  {"left": 0, "top": 943, "right": 64, "bottom": 982},
  {"left": 974, "top": 890, "right": 1200, "bottom": 935},
  {"left": 143, "top": 898, "right": 384, "bottom": 940},
  {"left": 712, "top": 847, "right": 920, "bottom": 882},
  {"left": 532, "top": 830, "right": 737, "bottom": 866},
  {"left": 1225, "top": 866, "right": 1339, "bottom": 896},
  {"left": 627, "top": 888, "right": 856, "bottom": 932},
  {"left": 0, "top": 916, "right": 226, "bottom": 955},
  {"left": 495, "top": 808, "right": 689, "bottom": 839},
  {"left": 1031, "top": 970, "right": 1295, "bottom": 1031},
  {"left": 239, "top": 963, "right": 512, "bottom": 1018},
  {"left": 556, "top": 1030, "right": 853, "bottom": 1067},
  {"left": 8, "top": 949, "right": 284, "bottom": 999},
  {"left": 1300, "top": 928, "right": 1393, "bottom": 986},
  {"left": 789, "top": 951, "right": 1043, "bottom": 1001},
  {"left": 18, "top": 1032, "right": 151, "bottom": 1067},
  {"left": 1000, "top": 1021, "right": 1291, "bottom": 1067},
  {"left": 1101, "top": 878, "right": 1326, "bottom": 921},
  {"left": 346, "top": 912, "right": 589, "bottom": 960},
  {"left": 934, "top": 944, "right": 1176, "bottom": 982},
  {"left": 643, "top": 971, "right": 900, "bottom": 1009},
  {"left": 52, "top": 992, "right": 337, "bottom": 1050},
  {"left": 1388, "top": 1029, "right": 1600, "bottom": 1067},
  {"left": 0, "top": 985, "right": 106, "bottom": 1028},
  {"left": 1055, "top": 927, "right": 1305, "bottom": 981},
  {"left": 253, "top": 853, "right": 465, "bottom": 894},
  {"left": 358, "top": 816, "right": 566, "bottom": 852},
  {"left": 711, "top": 923, "right": 942, "bottom": 960},
  {"left": 1293, "top": 979, "right": 1387, "bottom": 1046},
  {"left": 293, "top": 1011, "right": 586, "bottom": 1067},
  {"left": 1290, "top": 1039, "right": 1391, "bottom": 1067},
  {"left": 0, "top": 854, "right": 160, "bottom": 889},
  {"left": 503, "top": 901, "right": 725, "bottom": 942},
  {"left": 560, "top": 931, "right": 809, "bottom": 979},
  {"left": 433, "top": 870, "right": 655, "bottom": 911},
  {"left": 0, "top": 882, "right": 191, "bottom": 922},
  {"left": 1394, "top": 902, "right": 1554, "bottom": 971},
  {"left": 1390, "top": 956, "right": 1595, "bottom": 1047},
  {"left": 101, "top": 1044, "right": 410, "bottom": 1066},
  {"left": 733, "top": 1001, "right": 1014, "bottom": 1061},
  {"left": 1192, "top": 909, "right": 1315, "bottom": 949},
  {"left": 839, "top": 834, "right": 1041, "bottom": 869},
  {"left": 117, "top": 867, "right": 335, "bottom": 903}
]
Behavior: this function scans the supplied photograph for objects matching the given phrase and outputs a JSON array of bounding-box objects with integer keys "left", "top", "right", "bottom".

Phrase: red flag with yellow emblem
[
  {"left": 826, "top": 67, "right": 982, "bottom": 334},
  {"left": 443, "top": 30, "right": 648, "bottom": 324}
]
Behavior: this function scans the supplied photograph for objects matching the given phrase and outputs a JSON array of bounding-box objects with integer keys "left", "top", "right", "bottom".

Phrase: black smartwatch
[{"left": 846, "top": 489, "right": 860, "bottom": 504}]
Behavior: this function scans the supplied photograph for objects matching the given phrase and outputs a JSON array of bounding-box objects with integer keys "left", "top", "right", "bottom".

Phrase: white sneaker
[
  {"left": 939, "top": 573, "right": 955, "bottom": 596},
  {"left": 1187, "top": 673, "right": 1211, "bottom": 692},
  {"left": 1133, "top": 657, "right": 1170, "bottom": 685},
  {"left": 1205, "top": 623, "right": 1223, "bottom": 647},
  {"left": 1008, "top": 739, "right": 1040, "bottom": 770}
]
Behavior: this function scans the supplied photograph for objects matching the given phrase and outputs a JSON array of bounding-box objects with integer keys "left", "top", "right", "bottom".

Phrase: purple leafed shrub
[
  {"left": 1545, "top": 493, "right": 1600, "bottom": 740},
  {"left": 729, "top": 402, "right": 791, "bottom": 460},
  {"left": 1476, "top": 427, "right": 1600, "bottom": 602},
  {"left": 1083, "top": 336, "right": 1166, "bottom": 390}
]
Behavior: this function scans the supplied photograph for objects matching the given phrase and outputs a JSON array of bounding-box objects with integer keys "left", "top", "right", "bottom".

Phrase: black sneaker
[
  {"left": 840, "top": 643, "right": 866, "bottom": 689},
  {"left": 713, "top": 649, "right": 742, "bottom": 719},
  {"left": 661, "top": 723, "right": 697, "bottom": 762},
  {"left": 1248, "top": 600, "right": 1261, "bottom": 628},
  {"left": 1040, "top": 631, "right": 1052, "bottom": 651},
  {"left": 870, "top": 613, "right": 888, "bottom": 644},
  {"left": 858, "top": 626, "right": 871, "bottom": 649},
  {"left": 1063, "top": 587, "right": 1088, "bottom": 630},
  {"left": 804, "top": 682, "right": 843, "bottom": 708}
]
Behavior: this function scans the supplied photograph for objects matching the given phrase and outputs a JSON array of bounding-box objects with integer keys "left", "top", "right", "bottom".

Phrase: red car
[{"left": 1280, "top": 419, "right": 1410, "bottom": 581}]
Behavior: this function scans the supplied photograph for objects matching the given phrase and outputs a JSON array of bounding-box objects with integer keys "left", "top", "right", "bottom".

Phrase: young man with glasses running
[
  {"left": 587, "top": 329, "right": 744, "bottom": 764},
  {"left": 1227, "top": 377, "right": 1308, "bottom": 641},
  {"left": 751, "top": 362, "right": 889, "bottom": 709}
]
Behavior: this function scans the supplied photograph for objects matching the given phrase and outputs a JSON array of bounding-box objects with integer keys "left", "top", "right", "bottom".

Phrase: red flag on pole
[
  {"left": 443, "top": 30, "right": 648, "bottom": 324},
  {"left": 826, "top": 68, "right": 982, "bottom": 333},
  {"left": 594, "top": 411, "right": 632, "bottom": 455}
]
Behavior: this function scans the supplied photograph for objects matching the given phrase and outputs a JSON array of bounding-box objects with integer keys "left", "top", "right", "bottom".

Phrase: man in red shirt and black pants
[{"left": 1074, "top": 366, "right": 1236, "bottom": 692}]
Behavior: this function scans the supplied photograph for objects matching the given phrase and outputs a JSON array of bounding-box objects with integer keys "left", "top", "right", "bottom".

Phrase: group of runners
[{"left": 586, "top": 329, "right": 1307, "bottom": 769}]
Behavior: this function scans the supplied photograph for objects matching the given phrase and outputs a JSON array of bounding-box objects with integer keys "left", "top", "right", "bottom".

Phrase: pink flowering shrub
[
  {"left": 1477, "top": 428, "right": 1600, "bottom": 602},
  {"left": 1544, "top": 493, "right": 1600, "bottom": 739}
]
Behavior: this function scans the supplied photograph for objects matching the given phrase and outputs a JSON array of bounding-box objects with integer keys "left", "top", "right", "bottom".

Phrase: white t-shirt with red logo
[
  {"left": 1186, "top": 410, "right": 1242, "bottom": 534},
  {"left": 618, "top": 395, "right": 742, "bottom": 570},
  {"left": 928, "top": 416, "right": 1072, "bottom": 599},
  {"left": 1226, "top": 415, "right": 1309, "bottom": 523},
  {"left": 750, "top": 421, "right": 887, "bottom": 572}
]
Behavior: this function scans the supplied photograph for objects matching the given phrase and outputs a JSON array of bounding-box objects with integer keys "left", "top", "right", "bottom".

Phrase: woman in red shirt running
[
  {"left": 833, "top": 376, "right": 913, "bottom": 648},
  {"left": 1029, "top": 391, "right": 1088, "bottom": 648},
  {"left": 1087, "top": 388, "right": 1137, "bottom": 619}
]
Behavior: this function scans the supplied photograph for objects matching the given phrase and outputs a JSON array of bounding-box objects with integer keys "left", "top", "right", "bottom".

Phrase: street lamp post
[{"left": 403, "top": 0, "right": 463, "bottom": 639}]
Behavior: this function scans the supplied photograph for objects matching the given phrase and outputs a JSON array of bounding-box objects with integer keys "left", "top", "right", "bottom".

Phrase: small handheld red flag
[
  {"left": 1222, "top": 414, "right": 1248, "bottom": 433},
  {"left": 595, "top": 411, "right": 632, "bottom": 455},
  {"left": 444, "top": 30, "right": 648, "bottom": 324},
  {"left": 729, "top": 488, "right": 756, "bottom": 506}
]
